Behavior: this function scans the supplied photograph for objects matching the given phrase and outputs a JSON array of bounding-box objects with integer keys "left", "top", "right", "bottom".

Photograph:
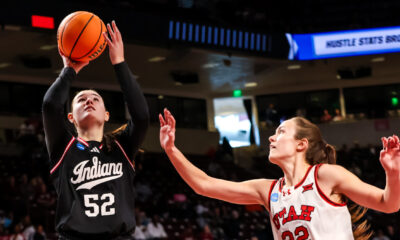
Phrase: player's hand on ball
[
  {"left": 59, "top": 48, "right": 89, "bottom": 74},
  {"left": 103, "top": 20, "right": 124, "bottom": 65},
  {"left": 159, "top": 108, "right": 176, "bottom": 151},
  {"left": 380, "top": 135, "right": 400, "bottom": 174}
]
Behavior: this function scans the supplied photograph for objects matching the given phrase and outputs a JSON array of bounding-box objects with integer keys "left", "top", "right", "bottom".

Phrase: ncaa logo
[
  {"left": 271, "top": 193, "right": 279, "bottom": 202},
  {"left": 76, "top": 143, "right": 85, "bottom": 150}
]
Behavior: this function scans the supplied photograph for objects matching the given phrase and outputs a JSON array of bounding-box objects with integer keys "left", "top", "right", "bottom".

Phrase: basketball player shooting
[
  {"left": 159, "top": 108, "right": 400, "bottom": 240},
  {"left": 42, "top": 21, "right": 149, "bottom": 240}
]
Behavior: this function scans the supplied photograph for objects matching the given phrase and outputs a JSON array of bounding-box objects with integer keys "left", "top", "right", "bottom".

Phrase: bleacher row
[{"left": 1, "top": 133, "right": 400, "bottom": 239}]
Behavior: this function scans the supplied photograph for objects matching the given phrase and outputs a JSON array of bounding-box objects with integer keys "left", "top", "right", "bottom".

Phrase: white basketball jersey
[{"left": 268, "top": 164, "right": 354, "bottom": 240}]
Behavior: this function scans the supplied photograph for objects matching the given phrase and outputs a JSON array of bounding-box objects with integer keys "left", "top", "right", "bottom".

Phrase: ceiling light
[
  {"left": 40, "top": 44, "right": 58, "bottom": 50},
  {"left": 245, "top": 82, "right": 257, "bottom": 87},
  {"left": 4, "top": 25, "right": 21, "bottom": 31},
  {"left": 336, "top": 74, "right": 341, "bottom": 79},
  {"left": 158, "top": 95, "right": 164, "bottom": 99},
  {"left": 148, "top": 56, "right": 166, "bottom": 62},
  {"left": 287, "top": 64, "right": 301, "bottom": 70},
  {"left": 0, "top": 63, "right": 11, "bottom": 68},
  {"left": 202, "top": 63, "right": 221, "bottom": 69},
  {"left": 175, "top": 82, "right": 183, "bottom": 86},
  {"left": 371, "top": 57, "right": 385, "bottom": 62}
]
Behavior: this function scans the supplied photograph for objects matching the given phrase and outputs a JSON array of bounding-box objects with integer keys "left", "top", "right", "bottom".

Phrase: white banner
[{"left": 313, "top": 28, "right": 400, "bottom": 56}]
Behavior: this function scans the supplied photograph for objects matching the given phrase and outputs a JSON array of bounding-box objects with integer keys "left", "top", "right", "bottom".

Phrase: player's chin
[
  {"left": 268, "top": 153, "right": 278, "bottom": 164},
  {"left": 80, "top": 114, "right": 104, "bottom": 125}
]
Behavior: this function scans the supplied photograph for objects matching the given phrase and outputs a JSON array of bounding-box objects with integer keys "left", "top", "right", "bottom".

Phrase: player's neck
[
  {"left": 281, "top": 158, "right": 310, "bottom": 187},
  {"left": 77, "top": 126, "right": 103, "bottom": 142}
]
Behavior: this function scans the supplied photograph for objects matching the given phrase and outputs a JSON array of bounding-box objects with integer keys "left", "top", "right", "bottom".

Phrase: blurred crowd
[{"left": 0, "top": 118, "right": 399, "bottom": 240}]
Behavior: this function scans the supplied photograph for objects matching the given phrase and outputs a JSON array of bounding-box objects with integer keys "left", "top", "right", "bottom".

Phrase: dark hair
[
  {"left": 349, "top": 204, "right": 373, "bottom": 240},
  {"left": 291, "top": 117, "right": 372, "bottom": 240},
  {"left": 292, "top": 117, "right": 336, "bottom": 165},
  {"left": 102, "top": 124, "right": 127, "bottom": 153}
]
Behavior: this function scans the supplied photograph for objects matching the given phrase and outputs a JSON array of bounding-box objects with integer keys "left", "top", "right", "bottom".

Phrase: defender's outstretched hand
[
  {"left": 380, "top": 135, "right": 400, "bottom": 174},
  {"left": 159, "top": 108, "right": 176, "bottom": 151},
  {"left": 102, "top": 20, "right": 125, "bottom": 65}
]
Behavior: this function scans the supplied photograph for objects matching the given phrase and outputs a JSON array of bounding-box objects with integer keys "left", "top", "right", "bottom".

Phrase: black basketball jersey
[
  {"left": 42, "top": 62, "right": 149, "bottom": 240},
  {"left": 51, "top": 137, "right": 136, "bottom": 239}
]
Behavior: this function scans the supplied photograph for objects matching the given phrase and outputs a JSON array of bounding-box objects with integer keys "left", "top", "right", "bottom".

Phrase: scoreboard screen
[{"left": 287, "top": 26, "right": 400, "bottom": 60}]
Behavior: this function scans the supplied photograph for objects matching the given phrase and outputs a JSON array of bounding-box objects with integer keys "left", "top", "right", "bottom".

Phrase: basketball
[{"left": 57, "top": 11, "right": 107, "bottom": 62}]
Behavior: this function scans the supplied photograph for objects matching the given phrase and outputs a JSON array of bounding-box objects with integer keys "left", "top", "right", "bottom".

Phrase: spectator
[
  {"left": 215, "top": 138, "right": 233, "bottom": 164},
  {"left": 18, "top": 120, "right": 35, "bottom": 139},
  {"left": 265, "top": 103, "right": 278, "bottom": 127},
  {"left": 180, "top": 226, "right": 195, "bottom": 240},
  {"left": 195, "top": 201, "right": 209, "bottom": 216},
  {"left": 35, "top": 184, "right": 55, "bottom": 208},
  {"left": 0, "top": 211, "right": 13, "bottom": 229},
  {"left": 17, "top": 120, "right": 38, "bottom": 155},
  {"left": 195, "top": 201, "right": 209, "bottom": 228},
  {"left": 0, "top": 224, "right": 10, "bottom": 240},
  {"left": 32, "top": 225, "right": 46, "bottom": 240},
  {"left": 221, "top": 137, "right": 233, "bottom": 157},
  {"left": 4, "top": 176, "right": 19, "bottom": 200},
  {"left": 372, "top": 229, "right": 390, "bottom": 240},
  {"left": 199, "top": 224, "right": 213, "bottom": 240},
  {"left": 9, "top": 224, "right": 24, "bottom": 240},
  {"left": 386, "top": 225, "right": 400, "bottom": 240},
  {"left": 133, "top": 210, "right": 147, "bottom": 240},
  {"left": 332, "top": 108, "right": 344, "bottom": 121},
  {"left": 19, "top": 175, "right": 29, "bottom": 199},
  {"left": 136, "top": 210, "right": 150, "bottom": 227},
  {"left": 145, "top": 215, "right": 167, "bottom": 239},
  {"left": 136, "top": 180, "right": 153, "bottom": 203},
  {"left": 132, "top": 226, "right": 147, "bottom": 240},
  {"left": 296, "top": 108, "right": 306, "bottom": 118},
  {"left": 320, "top": 109, "right": 332, "bottom": 123},
  {"left": 209, "top": 207, "right": 225, "bottom": 239},
  {"left": 22, "top": 215, "right": 35, "bottom": 240}
]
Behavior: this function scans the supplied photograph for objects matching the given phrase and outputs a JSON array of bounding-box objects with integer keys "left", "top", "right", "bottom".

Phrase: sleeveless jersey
[
  {"left": 268, "top": 164, "right": 354, "bottom": 240},
  {"left": 50, "top": 136, "right": 136, "bottom": 239}
]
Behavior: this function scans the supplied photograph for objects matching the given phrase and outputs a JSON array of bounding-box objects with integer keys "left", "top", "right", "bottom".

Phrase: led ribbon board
[
  {"left": 287, "top": 26, "right": 400, "bottom": 60},
  {"left": 169, "top": 20, "right": 268, "bottom": 52}
]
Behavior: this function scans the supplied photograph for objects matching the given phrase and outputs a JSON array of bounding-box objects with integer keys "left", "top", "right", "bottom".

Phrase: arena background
[{"left": 0, "top": 1, "right": 400, "bottom": 239}]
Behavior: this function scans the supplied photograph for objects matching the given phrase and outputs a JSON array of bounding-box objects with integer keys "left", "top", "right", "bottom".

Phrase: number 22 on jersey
[{"left": 282, "top": 226, "right": 309, "bottom": 240}]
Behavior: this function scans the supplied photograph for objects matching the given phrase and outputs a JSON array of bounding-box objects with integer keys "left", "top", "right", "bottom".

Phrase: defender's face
[
  {"left": 69, "top": 90, "right": 109, "bottom": 128},
  {"left": 268, "top": 119, "right": 299, "bottom": 163}
]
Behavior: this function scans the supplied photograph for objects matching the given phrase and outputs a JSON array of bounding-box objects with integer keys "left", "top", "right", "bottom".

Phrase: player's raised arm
[
  {"left": 159, "top": 108, "right": 274, "bottom": 207},
  {"left": 318, "top": 135, "right": 400, "bottom": 213}
]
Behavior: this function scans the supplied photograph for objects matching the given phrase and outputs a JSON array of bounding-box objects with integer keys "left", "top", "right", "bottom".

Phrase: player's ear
[
  {"left": 105, "top": 111, "right": 110, "bottom": 122},
  {"left": 68, "top": 113, "right": 75, "bottom": 124},
  {"left": 297, "top": 138, "right": 308, "bottom": 152}
]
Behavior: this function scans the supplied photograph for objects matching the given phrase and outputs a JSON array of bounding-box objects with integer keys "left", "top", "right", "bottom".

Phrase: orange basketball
[{"left": 57, "top": 11, "right": 107, "bottom": 62}]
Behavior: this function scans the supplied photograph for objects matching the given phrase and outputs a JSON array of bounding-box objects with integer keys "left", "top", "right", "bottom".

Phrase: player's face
[
  {"left": 268, "top": 119, "right": 299, "bottom": 163},
  {"left": 69, "top": 90, "right": 109, "bottom": 129}
]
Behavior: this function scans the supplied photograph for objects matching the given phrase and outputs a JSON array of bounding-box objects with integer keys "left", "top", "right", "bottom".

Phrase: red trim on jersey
[
  {"left": 99, "top": 144, "right": 103, "bottom": 149},
  {"left": 114, "top": 140, "right": 135, "bottom": 171},
  {"left": 77, "top": 137, "right": 89, "bottom": 147},
  {"left": 314, "top": 164, "right": 346, "bottom": 207},
  {"left": 295, "top": 165, "right": 313, "bottom": 189},
  {"left": 267, "top": 180, "right": 278, "bottom": 211},
  {"left": 50, "top": 137, "right": 75, "bottom": 174},
  {"left": 279, "top": 165, "right": 313, "bottom": 192},
  {"left": 279, "top": 178, "right": 284, "bottom": 192}
]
